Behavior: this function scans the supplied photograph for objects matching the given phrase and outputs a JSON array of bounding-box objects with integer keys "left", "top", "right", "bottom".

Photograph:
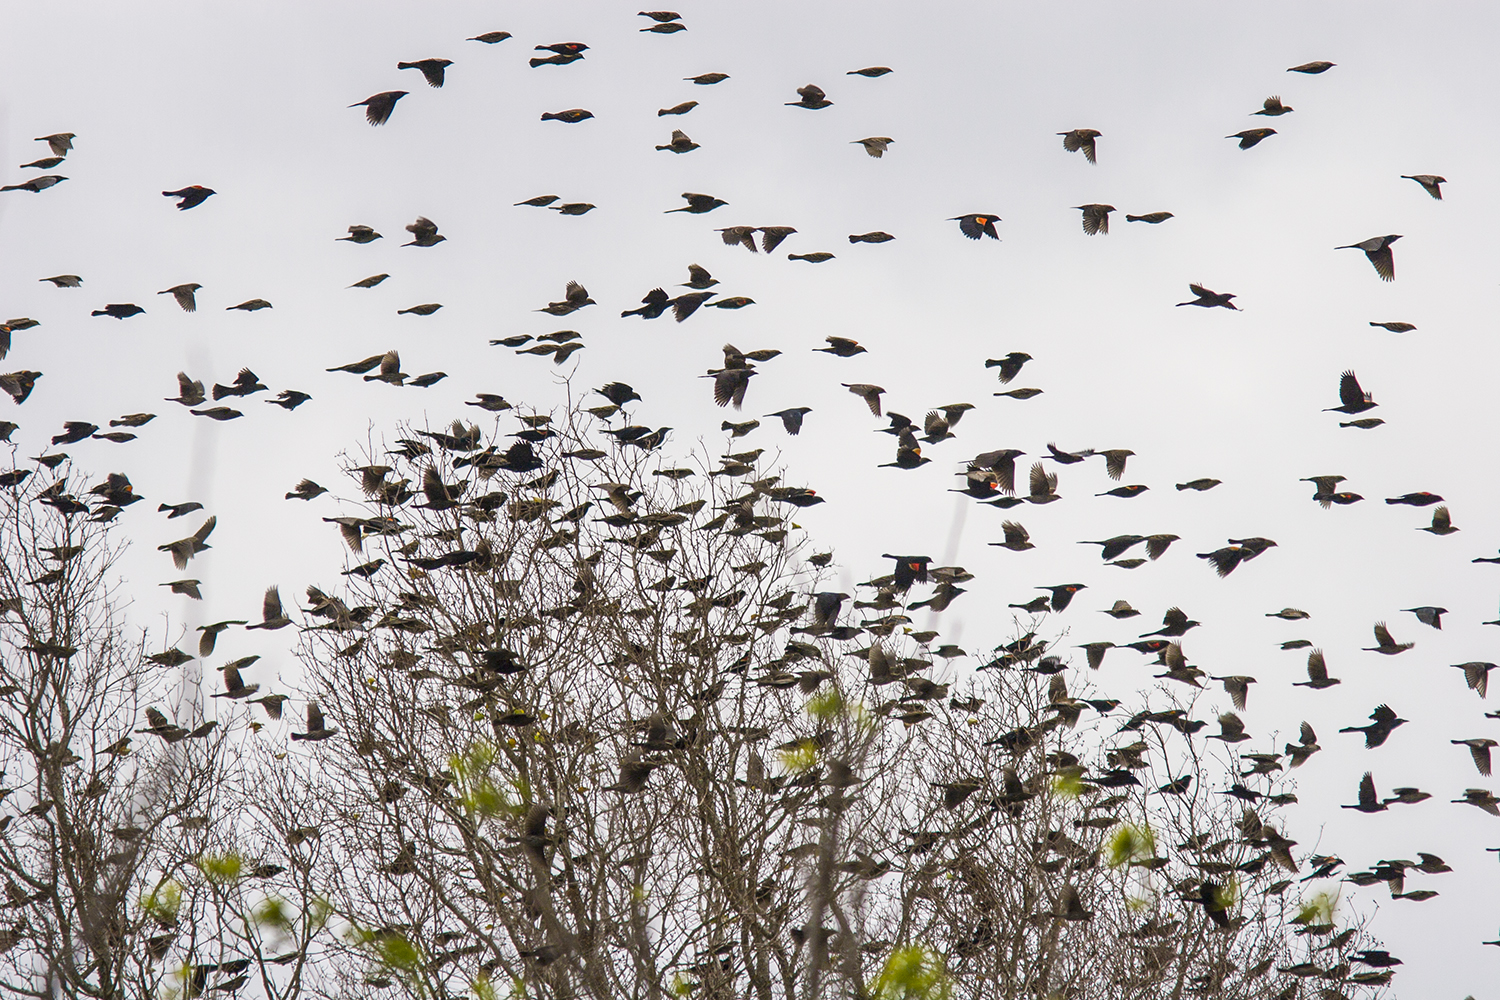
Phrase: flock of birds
[{"left": 0, "top": 9, "right": 1494, "bottom": 990}]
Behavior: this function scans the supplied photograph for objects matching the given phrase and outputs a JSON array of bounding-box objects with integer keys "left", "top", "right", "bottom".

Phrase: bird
[
  {"left": 338, "top": 225, "right": 381, "bottom": 243},
  {"left": 158, "top": 283, "right": 201, "bottom": 312},
  {"left": 1252, "top": 95, "right": 1293, "bottom": 116},
  {"left": 1400, "top": 174, "right": 1446, "bottom": 200},
  {"left": 685, "top": 73, "right": 728, "bottom": 84},
  {"left": 1176, "top": 478, "right": 1220, "bottom": 491},
  {"left": 622, "top": 288, "right": 671, "bottom": 320},
  {"left": 1402, "top": 606, "right": 1447, "bottom": 629},
  {"left": 1037, "top": 584, "right": 1086, "bottom": 612},
  {"left": 39, "top": 275, "right": 81, "bottom": 288},
  {"left": 951, "top": 214, "right": 1000, "bottom": 240},
  {"left": 1226, "top": 128, "right": 1276, "bottom": 149},
  {"left": 1073, "top": 204, "right": 1114, "bottom": 235},
  {"left": 817, "top": 337, "right": 866, "bottom": 357},
  {"left": 853, "top": 137, "right": 893, "bottom": 158},
  {"left": 397, "top": 58, "right": 452, "bottom": 88},
  {"left": 1369, "top": 321, "right": 1416, "bottom": 332},
  {"left": 989, "top": 521, "right": 1034, "bottom": 552},
  {"left": 397, "top": 303, "right": 442, "bottom": 316},
  {"left": 160, "top": 579, "right": 201, "bottom": 600},
  {"left": 403, "top": 216, "right": 445, "bottom": 247},
  {"left": 350, "top": 91, "right": 408, "bottom": 125},
  {"left": 1339, "top": 704, "right": 1407, "bottom": 748},
  {"left": 246, "top": 586, "right": 292, "bottom": 630},
  {"left": 849, "top": 232, "right": 895, "bottom": 244},
  {"left": 212, "top": 662, "right": 260, "bottom": 700},
  {"left": 291, "top": 703, "right": 337, "bottom": 742},
  {"left": 1386, "top": 491, "right": 1443, "bottom": 507},
  {"left": 541, "top": 109, "right": 595, "bottom": 123},
  {"left": 540, "top": 281, "right": 595, "bottom": 316},
  {"left": 1288, "top": 61, "right": 1335, "bottom": 73},
  {"left": 213, "top": 368, "right": 267, "bottom": 399},
  {"left": 162, "top": 186, "right": 215, "bottom": 210},
  {"left": 1363, "top": 622, "right": 1413, "bottom": 655},
  {"left": 468, "top": 31, "right": 512, "bottom": 43},
  {"left": 158, "top": 516, "right": 216, "bottom": 570},
  {"left": 1342, "top": 774, "right": 1388, "bottom": 814},
  {"left": 515, "top": 195, "right": 559, "bottom": 207},
  {"left": 91, "top": 304, "right": 145, "bottom": 319},
  {"left": 766, "top": 408, "right": 813, "bottom": 435},
  {"left": 706, "top": 369, "right": 757, "bottom": 409},
  {"left": 1454, "top": 789, "right": 1500, "bottom": 817},
  {"left": 226, "top": 299, "right": 272, "bottom": 312},
  {"left": 1126, "top": 212, "right": 1173, "bottom": 224},
  {"left": 666, "top": 193, "right": 727, "bottom": 214},
  {"left": 640, "top": 20, "right": 685, "bottom": 33},
  {"left": 986, "top": 353, "right": 1032, "bottom": 383},
  {"left": 1176, "top": 284, "right": 1238, "bottom": 309},
  {"left": 1454, "top": 739, "right": 1499, "bottom": 777},
  {"left": 842, "top": 384, "right": 885, "bottom": 416},
  {"left": 658, "top": 101, "right": 698, "bottom": 116},
  {"left": 1324, "top": 371, "right": 1376, "bottom": 414},
  {"left": 267, "top": 390, "right": 312, "bottom": 410},
  {"left": 789, "top": 252, "right": 835, "bottom": 262},
  {"left": 1058, "top": 129, "right": 1100, "bottom": 164},
  {"left": 1336, "top": 235, "right": 1401, "bottom": 282},
  {"left": 1454, "top": 662, "right": 1497, "bottom": 699},
  {"left": 787, "top": 84, "right": 832, "bottom": 109},
  {"left": 1, "top": 175, "right": 67, "bottom": 193},
  {"left": 1141, "top": 607, "right": 1200, "bottom": 638},
  {"left": 550, "top": 202, "right": 595, "bottom": 216},
  {"left": 350, "top": 274, "right": 388, "bottom": 289},
  {"left": 848, "top": 66, "right": 892, "bottom": 77},
  {"left": 34, "top": 133, "right": 75, "bottom": 156},
  {"left": 759, "top": 227, "right": 797, "bottom": 253}
]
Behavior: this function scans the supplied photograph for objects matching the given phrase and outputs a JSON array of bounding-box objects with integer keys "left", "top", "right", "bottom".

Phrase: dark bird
[
  {"left": 213, "top": 368, "right": 267, "bottom": 399},
  {"left": 882, "top": 554, "right": 932, "bottom": 590},
  {"left": 1325, "top": 370, "right": 1376, "bottom": 414},
  {"left": 1252, "top": 95, "right": 1293, "bottom": 116},
  {"left": 550, "top": 202, "right": 595, "bottom": 215},
  {"left": 787, "top": 84, "right": 832, "bottom": 109},
  {"left": 1385, "top": 491, "right": 1444, "bottom": 506},
  {"left": 671, "top": 292, "right": 715, "bottom": 322},
  {"left": 985, "top": 352, "right": 1032, "bottom": 383},
  {"left": 1102, "top": 600, "right": 1139, "bottom": 619},
  {"left": 1038, "top": 583, "right": 1086, "bottom": 612},
  {"left": 542, "top": 108, "right": 595, "bottom": 124},
  {"left": 622, "top": 288, "right": 671, "bottom": 319},
  {"left": 530, "top": 52, "right": 584, "bottom": 67},
  {"left": 1339, "top": 704, "right": 1407, "bottom": 748},
  {"left": 849, "top": 231, "right": 895, "bottom": 243},
  {"left": 468, "top": 31, "right": 512, "bottom": 43},
  {"left": 267, "top": 390, "right": 311, "bottom": 410},
  {"left": 1176, "top": 478, "right": 1220, "bottom": 491},
  {"left": 848, "top": 66, "right": 892, "bottom": 77},
  {"left": 659, "top": 101, "right": 698, "bottom": 116},
  {"left": 397, "top": 58, "right": 452, "bottom": 88},
  {"left": 1097, "top": 485, "right": 1148, "bottom": 498},
  {"left": 767, "top": 407, "right": 812, "bottom": 435},
  {"left": 1401, "top": 174, "right": 1446, "bottom": 200},
  {"left": 1454, "top": 739, "right": 1499, "bottom": 777},
  {"left": 641, "top": 21, "right": 686, "bottom": 33},
  {"left": 1, "top": 175, "right": 68, "bottom": 193},
  {"left": 789, "top": 252, "right": 835, "bottom": 262},
  {"left": 1073, "top": 204, "right": 1115, "bottom": 235},
  {"left": 34, "top": 133, "right": 76, "bottom": 156},
  {"left": 350, "top": 91, "right": 408, "bottom": 126},
  {"left": 951, "top": 214, "right": 1000, "bottom": 240},
  {"left": 515, "top": 195, "right": 559, "bottom": 207},
  {"left": 540, "top": 281, "right": 595, "bottom": 316},
  {"left": 337, "top": 225, "right": 381, "bottom": 244},
  {"left": 1227, "top": 128, "right": 1276, "bottom": 149},
  {"left": 1370, "top": 321, "right": 1416, "bottom": 332},
  {"left": 685, "top": 73, "right": 728, "bottom": 84},
  {"left": 1415, "top": 506, "right": 1458, "bottom": 538},
  {"left": 1403, "top": 606, "right": 1447, "bottom": 629},
  {"left": 1058, "top": 129, "right": 1100, "bottom": 164},
  {"left": 989, "top": 521, "right": 1034, "bottom": 552},
  {"left": 350, "top": 274, "right": 388, "bottom": 289},
  {"left": 1336, "top": 235, "right": 1401, "bottom": 282},
  {"left": 52, "top": 422, "right": 97, "bottom": 445},
  {"left": 1288, "top": 61, "right": 1335, "bottom": 73},
  {"left": 1342, "top": 773, "right": 1388, "bottom": 813},
  {"left": 403, "top": 216, "right": 445, "bottom": 247},
  {"left": 817, "top": 336, "right": 866, "bottom": 357},
  {"left": 91, "top": 304, "right": 145, "bottom": 319},
  {"left": 667, "top": 192, "right": 726, "bottom": 214},
  {"left": 1453, "top": 661, "right": 1496, "bottom": 699},
  {"left": 843, "top": 383, "right": 885, "bottom": 416},
  {"left": 1141, "top": 607, "right": 1200, "bottom": 638},
  {"left": 227, "top": 298, "right": 272, "bottom": 312},
  {"left": 189, "top": 407, "right": 241, "bottom": 421},
  {"left": 290, "top": 703, "right": 337, "bottom": 742},
  {"left": 1025, "top": 462, "right": 1060, "bottom": 504},
  {"left": 706, "top": 368, "right": 757, "bottom": 409},
  {"left": 166, "top": 372, "right": 205, "bottom": 406},
  {"left": 1126, "top": 212, "right": 1174, "bottom": 223},
  {"left": 760, "top": 226, "right": 797, "bottom": 252},
  {"left": 162, "top": 185, "right": 216, "bottom": 210},
  {"left": 1176, "top": 283, "right": 1238, "bottom": 309}
]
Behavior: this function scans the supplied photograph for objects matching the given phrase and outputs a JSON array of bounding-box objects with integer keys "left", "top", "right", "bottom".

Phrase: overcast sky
[{"left": 4, "top": 0, "right": 1500, "bottom": 990}]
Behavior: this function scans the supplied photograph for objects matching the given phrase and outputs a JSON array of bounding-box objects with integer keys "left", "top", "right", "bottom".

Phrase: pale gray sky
[{"left": 4, "top": 0, "right": 1500, "bottom": 989}]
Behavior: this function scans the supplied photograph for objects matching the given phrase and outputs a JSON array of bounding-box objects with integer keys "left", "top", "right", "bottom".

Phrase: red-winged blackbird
[
  {"left": 1420, "top": 505, "right": 1458, "bottom": 535},
  {"left": 550, "top": 202, "right": 595, "bottom": 215},
  {"left": 91, "top": 303, "right": 145, "bottom": 319},
  {"left": 268, "top": 390, "right": 311, "bottom": 410},
  {"left": 1325, "top": 370, "right": 1375, "bottom": 414},
  {"left": 1401, "top": 174, "right": 1445, "bottom": 200},
  {"left": 397, "top": 58, "right": 452, "bottom": 88},
  {"left": 1385, "top": 491, "right": 1442, "bottom": 506},
  {"left": 350, "top": 91, "right": 407, "bottom": 126},
  {"left": 350, "top": 274, "right": 387, "bottom": 288},
  {"left": 404, "top": 216, "right": 444, "bottom": 247},
  {"left": 640, "top": 11, "right": 683, "bottom": 23},
  {"left": 1343, "top": 773, "right": 1387, "bottom": 813},
  {"left": 760, "top": 226, "right": 797, "bottom": 252},
  {"left": 338, "top": 225, "right": 380, "bottom": 243},
  {"left": 1252, "top": 95, "right": 1293, "bottom": 116},
  {"left": 705, "top": 368, "right": 756, "bottom": 409},
  {"left": 542, "top": 109, "right": 595, "bottom": 123},
  {"left": 227, "top": 298, "right": 272, "bottom": 311},
  {"left": 1176, "top": 283, "right": 1237, "bottom": 309},
  {"left": 989, "top": 521, "right": 1033, "bottom": 552},
  {"left": 1126, "top": 211, "right": 1173, "bottom": 223},
  {"left": 717, "top": 226, "right": 756, "bottom": 251},
  {"left": 1080, "top": 535, "right": 1144, "bottom": 560},
  {"left": 1140, "top": 606, "right": 1200, "bottom": 638},
  {"left": 670, "top": 292, "right": 714, "bottom": 322},
  {"left": 842, "top": 383, "right": 884, "bottom": 416},
  {"left": 1403, "top": 606, "right": 1447, "bottom": 629},
  {"left": 1058, "top": 129, "right": 1100, "bottom": 164},
  {"left": 641, "top": 21, "right": 685, "bottom": 33},
  {"left": 787, "top": 84, "right": 832, "bottom": 109},
  {"left": 1227, "top": 128, "right": 1276, "bottom": 149},
  {"left": 1176, "top": 478, "right": 1220, "bottom": 491},
  {"left": 882, "top": 554, "right": 932, "bottom": 590},
  {"left": 983, "top": 352, "right": 1031, "bottom": 383},
  {"left": 1037, "top": 583, "right": 1086, "bottom": 611},
  {"left": 1339, "top": 704, "right": 1407, "bottom": 747},
  {"left": 1336, "top": 234, "right": 1401, "bottom": 282},
  {"left": 951, "top": 214, "right": 1000, "bottom": 240},
  {"left": 1097, "top": 484, "right": 1147, "bottom": 498},
  {"left": 536, "top": 42, "right": 588, "bottom": 54},
  {"left": 515, "top": 195, "right": 558, "bottom": 207},
  {"left": 1370, "top": 321, "right": 1416, "bottom": 332},
  {"left": 765, "top": 407, "right": 811, "bottom": 435},
  {"left": 1287, "top": 61, "right": 1335, "bottom": 73},
  {"left": 35, "top": 133, "right": 75, "bottom": 156}
]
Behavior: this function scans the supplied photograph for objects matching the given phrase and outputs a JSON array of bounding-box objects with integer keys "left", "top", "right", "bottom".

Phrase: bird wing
[
  {"left": 1306, "top": 651, "right": 1328, "bottom": 681},
  {"left": 1368, "top": 246, "right": 1395, "bottom": 282},
  {"left": 306, "top": 703, "right": 325, "bottom": 731},
  {"left": 262, "top": 586, "right": 282, "bottom": 622},
  {"left": 1338, "top": 371, "right": 1365, "bottom": 408},
  {"left": 1372, "top": 622, "right": 1395, "bottom": 647},
  {"left": 193, "top": 516, "right": 217, "bottom": 544},
  {"left": 222, "top": 665, "right": 243, "bottom": 691},
  {"left": 1358, "top": 773, "right": 1376, "bottom": 808}
]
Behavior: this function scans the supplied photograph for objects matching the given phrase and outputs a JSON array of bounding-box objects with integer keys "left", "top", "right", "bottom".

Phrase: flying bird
[
  {"left": 162, "top": 186, "right": 215, "bottom": 210},
  {"left": 1058, "top": 129, "right": 1100, "bottom": 163},
  {"left": 1400, "top": 174, "right": 1446, "bottom": 199},
  {"left": 397, "top": 58, "right": 452, "bottom": 88},
  {"left": 1336, "top": 235, "right": 1401, "bottom": 281},
  {"left": 350, "top": 91, "right": 408, "bottom": 126}
]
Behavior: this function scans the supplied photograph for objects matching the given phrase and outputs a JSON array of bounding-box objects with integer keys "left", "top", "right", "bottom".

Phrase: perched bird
[
  {"left": 397, "top": 58, "right": 452, "bottom": 88},
  {"left": 787, "top": 84, "right": 832, "bottom": 109},
  {"left": 350, "top": 91, "right": 408, "bottom": 125},
  {"left": 1058, "top": 129, "right": 1100, "bottom": 164},
  {"left": 951, "top": 214, "right": 1000, "bottom": 240},
  {"left": 1336, "top": 235, "right": 1401, "bottom": 282},
  {"left": 1226, "top": 128, "right": 1276, "bottom": 149},
  {"left": 1073, "top": 204, "right": 1115, "bottom": 235},
  {"left": 1339, "top": 704, "right": 1407, "bottom": 748},
  {"left": 1400, "top": 174, "right": 1446, "bottom": 200},
  {"left": 1252, "top": 95, "right": 1293, "bottom": 116},
  {"left": 1324, "top": 371, "right": 1376, "bottom": 414},
  {"left": 853, "top": 137, "right": 893, "bottom": 158},
  {"left": 1176, "top": 284, "right": 1238, "bottom": 309}
]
